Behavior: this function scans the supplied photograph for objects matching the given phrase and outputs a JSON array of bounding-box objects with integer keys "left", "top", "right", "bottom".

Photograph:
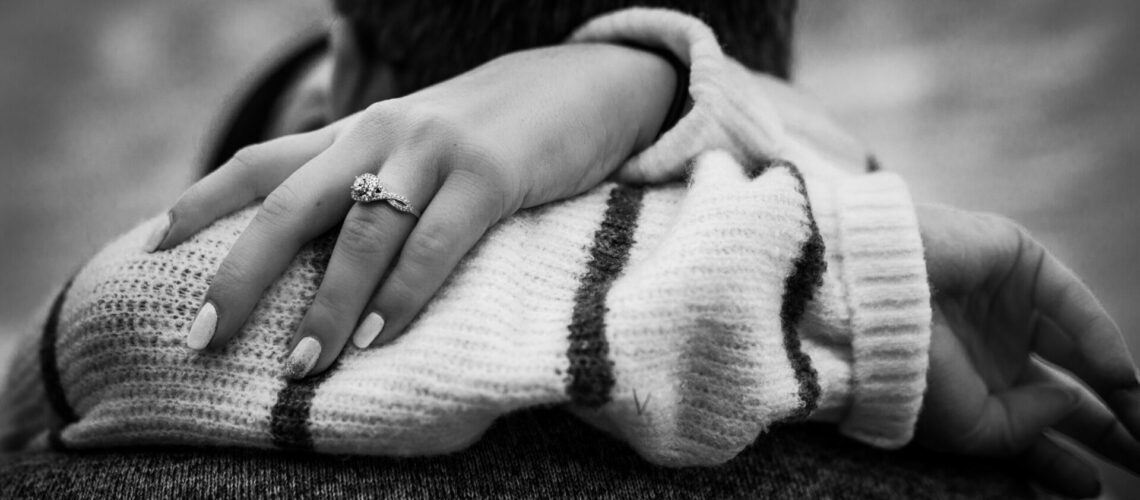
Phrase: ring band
[{"left": 350, "top": 173, "right": 421, "bottom": 218}]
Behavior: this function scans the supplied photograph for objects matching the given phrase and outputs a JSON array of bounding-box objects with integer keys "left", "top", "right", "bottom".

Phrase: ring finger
[
  {"left": 186, "top": 136, "right": 383, "bottom": 351},
  {"left": 285, "top": 152, "right": 438, "bottom": 378}
]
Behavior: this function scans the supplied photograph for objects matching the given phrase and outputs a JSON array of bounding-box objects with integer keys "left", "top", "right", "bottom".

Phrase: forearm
[{"left": 3, "top": 9, "right": 934, "bottom": 463}]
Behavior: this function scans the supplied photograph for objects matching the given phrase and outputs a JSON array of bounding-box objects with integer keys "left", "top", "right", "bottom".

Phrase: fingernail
[
  {"left": 352, "top": 312, "right": 385, "bottom": 349},
  {"left": 285, "top": 337, "right": 321, "bottom": 379},
  {"left": 144, "top": 213, "right": 171, "bottom": 253},
  {"left": 186, "top": 302, "right": 217, "bottom": 350}
]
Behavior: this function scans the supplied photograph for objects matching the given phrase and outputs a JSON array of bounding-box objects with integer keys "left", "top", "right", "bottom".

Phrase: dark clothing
[
  {"left": 334, "top": 0, "right": 797, "bottom": 94},
  {"left": 0, "top": 408, "right": 1030, "bottom": 499},
  {"left": 0, "top": 18, "right": 1034, "bottom": 499}
]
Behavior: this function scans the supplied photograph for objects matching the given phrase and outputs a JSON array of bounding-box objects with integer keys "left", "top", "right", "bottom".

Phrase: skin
[
  {"left": 915, "top": 204, "right": 1140, "bottom": 498},
  {"left": 153, "top": 24, "right": 677, "bottom": 378},
  {"left": 148, "top": 17, "right": 1138, "bottom": 498}
]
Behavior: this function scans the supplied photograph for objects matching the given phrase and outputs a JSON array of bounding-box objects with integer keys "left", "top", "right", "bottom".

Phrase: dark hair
[{"left": 333, "top": 0, "right": 797, "bottom": 93}]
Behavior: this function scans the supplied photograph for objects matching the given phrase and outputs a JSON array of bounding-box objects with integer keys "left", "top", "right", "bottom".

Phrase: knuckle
[
  {"left": 957, "top": 401, "right": 1010, "bottom": 455},
  {"left": 210, "top": 258, "right": 254, "bottom": 299},
  {"left": 384, "top": 101, "right": 463, "bottom": 148},
  {"left": 360, "top": 99, "right": 467, "bottom": 156},
  {"left": 309, "top": 291, "right": 350, "bottom": 327},
  {"left": 257, "top": 184, "right": 303, "bottom": 229},
  {"left": 229, "top": 145, "right": 268, "bottom": 172},
  {"left": 455, "top": 168, "right": 516, "bottom": 218},
  {"left": 468, "top": 153, "right": 513, "bottom": 184},
  {"left": 403, "top": 224, "right": 452, "bottom": 269},
  {"left": 361, "top": 100, "right": 405, "bottom": 129},
  {"left": 337, "top": 209, "right": 386, "bottom": 258},
  {"left": 379, "top": 271, "right": 418, "bottom": 314},
  {"left": 410, "top": 109, "right": 458, "bottom": 142}
]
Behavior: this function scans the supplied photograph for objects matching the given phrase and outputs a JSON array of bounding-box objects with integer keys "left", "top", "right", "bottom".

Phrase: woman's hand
[
  {"left": 915, "top": 204, "right": 1140, "bottom": 498},
  {"left": 149, "top": 42, "right": 676, "bottom": 378}
]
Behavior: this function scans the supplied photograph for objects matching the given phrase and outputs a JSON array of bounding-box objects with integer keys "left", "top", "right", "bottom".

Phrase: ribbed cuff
[{"left": 833, "top": 173, "right": 932, "bottom": 449}]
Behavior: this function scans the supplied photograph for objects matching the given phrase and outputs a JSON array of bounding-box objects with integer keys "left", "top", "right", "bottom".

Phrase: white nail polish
[
  {"left": 352, "top": 313, "right": 385, "bottom": 349},
  {"left": 144, "top": 213, "right": 171, "bottom": 253},
  {"left": 286, "top": 337, "right": 321, "bottom": 379},
  {"left": 186, "top": 302, "right": 217, "bottom": 350}
]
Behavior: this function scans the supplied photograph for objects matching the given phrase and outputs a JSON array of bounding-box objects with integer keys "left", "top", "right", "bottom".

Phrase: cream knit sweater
[{"left": 0, "top": 9, "right": 931, "bottom": 467}]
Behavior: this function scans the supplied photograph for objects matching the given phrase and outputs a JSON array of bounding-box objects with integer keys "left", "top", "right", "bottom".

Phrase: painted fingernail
[
  {"left": 144, "top": 213, "right": 171, "bottom": 253},
  {"left": 285, "top": 337, "right": 321, "bottom": 379},
  {"left": 186, "top": 302, "right": 217, "bottom": 350},
  {"left": 352, "top": 312, "right": 385, "bottom": 349}
]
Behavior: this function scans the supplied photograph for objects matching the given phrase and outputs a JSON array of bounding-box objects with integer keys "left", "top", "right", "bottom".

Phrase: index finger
[{"left": 156, "top": 129, "right": 334, "bottom": 251}]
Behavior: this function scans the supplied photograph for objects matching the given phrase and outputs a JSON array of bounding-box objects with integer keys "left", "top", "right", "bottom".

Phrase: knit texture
[
  {"left": 0, "top": 152, "right": 928, "bottom": 466},
  {"left": 0, "top": 410, "right": 1034, "bottom": 500},
  {"left": 0, "top": 8, "right": 932, "bottom": 465},
  {"left": 569, "top": 9, "right": 932, "bottom": 446}
]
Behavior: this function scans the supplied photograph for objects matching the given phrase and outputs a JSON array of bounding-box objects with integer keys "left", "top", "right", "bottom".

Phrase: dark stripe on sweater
[
  {"left": 40, "top": 278, "right": 78, "bottom": 440},
  {"left": 270, "top": 235, "right": 337, "bottom": 451},
  {"left": 750, "top": 159, "right": 825, "bottom": 421},
  {"left": 565, "top": 185, "right": 645, "bottom": 408},
  {"left": 270, "top": 369, "right": 334, "bottom": 451}
]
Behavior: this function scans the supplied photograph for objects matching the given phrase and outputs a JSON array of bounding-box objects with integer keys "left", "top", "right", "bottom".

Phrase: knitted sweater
[{"left": 0, "top": 9, "right": 931, "bottom": 467}]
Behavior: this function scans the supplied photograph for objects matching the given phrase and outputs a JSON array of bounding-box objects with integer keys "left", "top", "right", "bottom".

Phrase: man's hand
[
  {"left": 148, "top": 41, "right": 676, "bottom": 378},
  {"left": 915, "top": 204, "right": 1140, "bottom": 498}
]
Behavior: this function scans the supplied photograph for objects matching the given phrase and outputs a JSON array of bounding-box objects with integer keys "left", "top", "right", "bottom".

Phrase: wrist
[
  {"left": 554, "top": 42, "right": 677, "bottom": 159},
  {"left": 598, "top": 43, "right": 680, "bottom": 155},
  {"left": 613, "top": 42, "right": 690, "bottom": 141}
]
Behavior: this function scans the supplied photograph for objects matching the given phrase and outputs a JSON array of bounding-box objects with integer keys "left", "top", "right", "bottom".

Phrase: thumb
[{"left": 969, "top": 383, "right": 1080, "bottom": 455}]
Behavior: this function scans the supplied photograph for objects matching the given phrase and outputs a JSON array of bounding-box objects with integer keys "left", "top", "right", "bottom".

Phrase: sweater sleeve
[
  {"left": 570, "top": 7, "right": 932, "bottom": 449},
  {"left": 803, "top": 173, "right": 932, "bottom": 448},
  {"left": 0, "top": 10, "right": 930, "bottom": 462},
  {"left": 567, "top": 8, "right": 853, "bottom": 183},
  {"left": 0, "top": 152, "right": 929, "bottom": 463}
]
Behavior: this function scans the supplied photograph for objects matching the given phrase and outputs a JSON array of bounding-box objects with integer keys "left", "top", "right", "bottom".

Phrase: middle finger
[
  {"left": 284, "top": 152, "right": 437, "bottom": 379},
  {"left": 186, "top": 139, "right": 378, "bottom": 351}
]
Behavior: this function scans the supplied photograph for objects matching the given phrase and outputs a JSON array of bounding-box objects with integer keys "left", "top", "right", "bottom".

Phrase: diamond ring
[{"left": 349, "top": 173, "right": 421, "bottom": 218}]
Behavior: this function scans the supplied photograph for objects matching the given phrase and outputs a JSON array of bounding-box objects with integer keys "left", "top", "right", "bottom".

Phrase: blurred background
[{"left": 1, "top": 0, "right": 1137, "bottom": 497}]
